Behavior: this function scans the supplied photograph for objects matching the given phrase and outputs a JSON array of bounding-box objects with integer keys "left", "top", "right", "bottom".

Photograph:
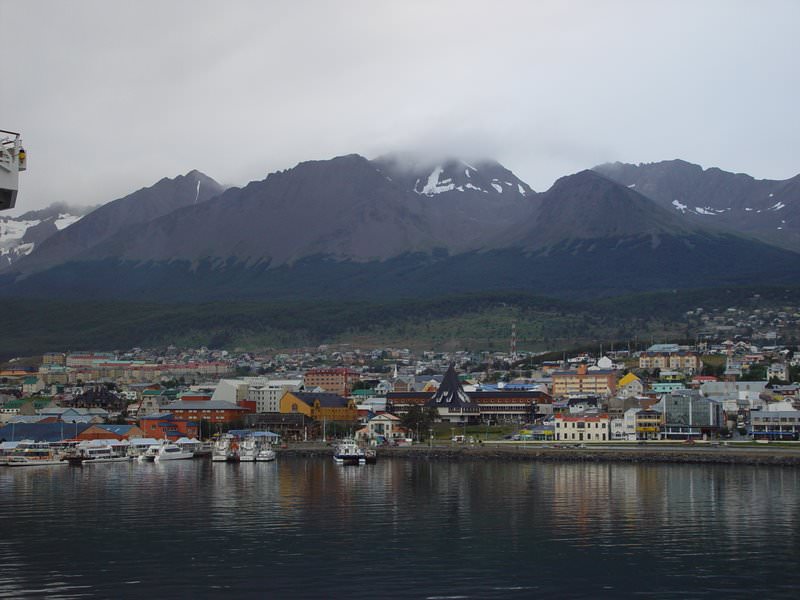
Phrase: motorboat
[
  {"left": 333, "top": 438, "right": 366, "bottom": 465},
  {"left": 153, "top": 442, "right": 193, "bottom": 462},
  {"left": 5, "top": 440, "right": 67, "bottom": 467},
  {"left": 239, "top": 436, "right": 258, "bottom": 462},
  {"left": 211, "top": 435, "right": 240, "bottom": 463},
  {"left": 255, "top": 441, "right": 276, "bottom": 462}
]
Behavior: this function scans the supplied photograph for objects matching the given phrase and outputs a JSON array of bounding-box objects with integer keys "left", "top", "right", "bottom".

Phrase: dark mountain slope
[{"left": 8, "top": 170, "right": 224, "bottom": 275}]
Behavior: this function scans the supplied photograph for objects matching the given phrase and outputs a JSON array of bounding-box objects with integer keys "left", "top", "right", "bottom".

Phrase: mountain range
[{"left": 1, "top": 154, "right": 798, "bottom": 302}]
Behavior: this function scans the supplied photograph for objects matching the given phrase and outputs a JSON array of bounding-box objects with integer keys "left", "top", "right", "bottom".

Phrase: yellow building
[
  {"left": 279, "top": 391, "right": 358, "bottom": 422},
  {"left": 617, "top": 373, "right": 644, "bottom": 398},
  {"left": 552, "top": 364, "right": 617, "bottom": 397}
]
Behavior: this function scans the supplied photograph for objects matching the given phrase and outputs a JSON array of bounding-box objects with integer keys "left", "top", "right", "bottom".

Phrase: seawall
[{"left": 277, "top": 443, "right": 800, "bottom": 466}]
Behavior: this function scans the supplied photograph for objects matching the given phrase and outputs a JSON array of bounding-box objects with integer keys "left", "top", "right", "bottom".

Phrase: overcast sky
[{"left": 2, "top": 0, "right": 798, "bottom": 213}]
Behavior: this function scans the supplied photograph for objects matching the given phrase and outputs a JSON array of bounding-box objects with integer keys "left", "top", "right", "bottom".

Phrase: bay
[{"left": 1, "top": 458, "right": 798, "bottom": 598}]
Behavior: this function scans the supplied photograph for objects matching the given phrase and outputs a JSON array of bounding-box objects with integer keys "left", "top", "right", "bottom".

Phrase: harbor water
[{"left": 1, "top": 458, "right": 799, "bottom": 598}]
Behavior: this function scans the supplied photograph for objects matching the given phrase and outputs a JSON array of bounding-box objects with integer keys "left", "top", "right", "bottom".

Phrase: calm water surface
[{"left": 1, "top": 458, "right": 799, "bottom": 598}]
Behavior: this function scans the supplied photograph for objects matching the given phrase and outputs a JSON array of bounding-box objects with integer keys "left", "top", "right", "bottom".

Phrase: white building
[
  {"left": 554, "top": 413, "right": 610, "bottom": 442},
  {"left": 248, "top": 379, "right": 303, "bottom": 413}
]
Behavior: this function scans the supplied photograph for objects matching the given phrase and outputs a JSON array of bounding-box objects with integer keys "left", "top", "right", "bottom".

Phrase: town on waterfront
[{"left": 2, "top": 312, "right": 800, "bottom": 465}]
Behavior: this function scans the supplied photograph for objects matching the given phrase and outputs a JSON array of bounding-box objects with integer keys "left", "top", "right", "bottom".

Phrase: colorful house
[{"left": 617, "top": 373, "right": 644, "bottom": 398}]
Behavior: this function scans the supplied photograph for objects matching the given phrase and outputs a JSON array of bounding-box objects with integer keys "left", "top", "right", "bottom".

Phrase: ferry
[{"left": 5, "top": 440, "right": 67, "bottom": 467}]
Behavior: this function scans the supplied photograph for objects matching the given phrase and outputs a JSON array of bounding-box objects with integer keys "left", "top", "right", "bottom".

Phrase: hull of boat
[
  {"left": 6, "top": 459, "right": 67, "bottom": 467},
  {"left": 155, "top": 452, "right": 193, "bottom": 462},
  {"left": 334, "top": 455, "right": 365, "bottom": 466}
]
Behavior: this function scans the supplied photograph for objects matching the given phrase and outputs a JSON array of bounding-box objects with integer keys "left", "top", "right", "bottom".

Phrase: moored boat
[
  {"left": 212, "top": 435, "right": 240, "bottom": 463},
  {"left": 239, "top": 436, "right": 258, "bottom": 462},
  {"left": 153, "top": 442, "right": 193, "bottom": 462},
  {"left": 175, "top": 437, "right": 204, "bottom": 457},
  {"left": 255, "top": 440, "right": 276, "bottom": 462},
  {"left": 333, "top": 438, "right": 366, "bottom": 465},
  {"left": 5, "top": 440, "right": 67, "bottom": 467},
  {"left": 65, "top": 441, "right": 130, "bottom": 466}
]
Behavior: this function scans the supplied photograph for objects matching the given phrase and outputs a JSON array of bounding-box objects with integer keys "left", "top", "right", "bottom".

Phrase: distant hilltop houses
[{"left": 0, "top": 339, "right": 799, "bottom": 446}]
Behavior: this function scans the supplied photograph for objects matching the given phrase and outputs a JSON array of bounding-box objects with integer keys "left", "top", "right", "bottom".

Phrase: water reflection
[{"left": 1, "top": 459, "right": 798, "bottom": 598}]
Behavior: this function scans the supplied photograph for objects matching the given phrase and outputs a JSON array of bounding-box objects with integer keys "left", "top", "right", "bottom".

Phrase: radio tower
[{"left": 510, "top": 322, "right": 517, "bottom": 362}]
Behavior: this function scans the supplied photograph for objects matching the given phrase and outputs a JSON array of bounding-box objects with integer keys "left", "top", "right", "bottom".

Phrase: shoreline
[{"left": 277, "top": 443, "right": 800, "bottom": 466}]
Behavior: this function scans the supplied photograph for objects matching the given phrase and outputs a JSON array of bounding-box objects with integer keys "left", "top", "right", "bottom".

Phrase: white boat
[
  {"left": 66, "top": 441, "right": 130, "bottom": 465},
  {"left": 153, "top": 442, "right": 193, "bottom": 462},
  {"left": 175, "top": 437, "right": 203, "bottom": 457},
  {"left": 5, "top": 440, "right": 67, "bottom": 467},
  {"left": 239, "top": 436, "right": 258, "bottom": 462},
  {"left": 255, "top": 441, "right": 276, "bottom": 462},
  {"left": 211, "top": 435, "right": 240, "bottom": 463},
  {"left": 333, "top": 438, "right": 366, "bottom": 465},
  {"left": 127, "top": 438, "right": 161, "bottom": 460}
]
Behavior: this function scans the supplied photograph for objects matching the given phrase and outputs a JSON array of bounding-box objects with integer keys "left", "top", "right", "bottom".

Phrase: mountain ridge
[{"left": 3, "top": 153, "right": 799, "bottom": 302}]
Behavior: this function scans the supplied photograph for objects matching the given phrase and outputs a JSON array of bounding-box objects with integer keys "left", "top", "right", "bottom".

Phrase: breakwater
[{"left": 277, "top": 442, "right": 800, "bottom": 466}]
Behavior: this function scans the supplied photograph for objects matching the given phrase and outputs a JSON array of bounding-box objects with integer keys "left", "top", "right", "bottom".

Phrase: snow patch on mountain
[
  {"left": 0, "top": 218, "right": 39, "bottom": 243},
  {"left": 465, "top": 183, "right": 488, "bottom": 193},
  {"left": 490, "top": 182, "right": 503, "bottom": 193},
  {"left": 672, "top": 199, "right": 687, "bottom": 213},
  {"left": 695, "top": 207, "right": 716, "bottom": 216},
  {"left": 769, "top": 202, "right": 785, "bottom": 211},
  {"left": 418, "top": 166, "right": 456, "bottom": 195},
  {"left": 55, "top": 214, "right": 81, "bottom": 230}
]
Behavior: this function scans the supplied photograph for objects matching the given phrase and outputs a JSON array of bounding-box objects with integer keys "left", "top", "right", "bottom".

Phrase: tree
[{"left": 401, "top": 405, "right": 439, "bottom": 439}]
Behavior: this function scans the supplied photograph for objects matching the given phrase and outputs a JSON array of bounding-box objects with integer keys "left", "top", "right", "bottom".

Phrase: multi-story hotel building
[
  {"left": 303, "top": 368, "right": 359, "bottom": 396},
  {"left": 551, "top": 364, "right": 617, "bottom": 397}
]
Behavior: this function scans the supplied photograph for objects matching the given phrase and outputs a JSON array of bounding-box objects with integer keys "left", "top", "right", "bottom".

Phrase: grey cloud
[{"left": 2, "top": 0, "right": 798, "bottom": 213}]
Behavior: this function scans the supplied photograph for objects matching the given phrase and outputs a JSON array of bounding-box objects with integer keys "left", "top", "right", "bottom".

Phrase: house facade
[{"left": 554, "top": 413, "right": 610, "bottom": 442}]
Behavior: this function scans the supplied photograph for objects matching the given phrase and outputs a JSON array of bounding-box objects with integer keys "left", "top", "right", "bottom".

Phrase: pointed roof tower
[{"left": 427, "top": 364, "right": 475, "bottom": 409}]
